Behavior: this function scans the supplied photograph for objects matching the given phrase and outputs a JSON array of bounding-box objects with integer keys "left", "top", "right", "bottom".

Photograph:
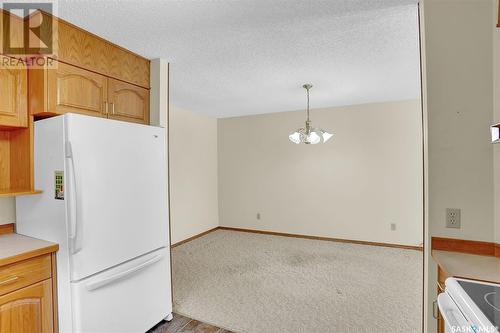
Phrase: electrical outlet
[
  {"left": 390, "top": 223, "right": 396, "bottom": 231},
  {"left": 446, "top": 208, "right": 461, "bottom": 229},
  {"left": 256, "top": 213, "right": 261, "bottom": 220}
]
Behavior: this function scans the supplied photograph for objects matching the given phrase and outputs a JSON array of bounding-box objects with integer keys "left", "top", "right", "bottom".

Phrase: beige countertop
[
  {"left": 432, "top": 250, "right": 500, "bottom": 284},
  {"left": 0, "top": 233, "right": 59, "bottom": 267}
]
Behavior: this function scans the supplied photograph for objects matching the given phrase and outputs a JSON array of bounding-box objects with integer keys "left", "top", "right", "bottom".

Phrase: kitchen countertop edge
[
  {"left": 432, "top": 249, "right": 500, "bottom": 285},
  {"left": 0, "top": 233, "right": 59, "bottom": 267}
]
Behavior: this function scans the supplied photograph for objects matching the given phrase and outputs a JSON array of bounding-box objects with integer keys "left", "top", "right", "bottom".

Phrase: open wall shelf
[
  {"left": 0, "top": 117, "right": 42, "bottom": 197},
  {"left": 0, "top": 189, "right": 43, "bottom": 198}
]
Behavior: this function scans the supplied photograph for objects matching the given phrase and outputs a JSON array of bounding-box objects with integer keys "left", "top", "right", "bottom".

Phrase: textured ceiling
[{"left": 57, "top": 0, "right": 420, "bottom": 118}]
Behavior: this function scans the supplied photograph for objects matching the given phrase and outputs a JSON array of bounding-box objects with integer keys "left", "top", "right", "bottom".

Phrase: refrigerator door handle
[
  {"left": 66, "top": 141, "right": 82, "bottom": 254},
  {"left": 86, "top": 254, "right": 163, "bottom": 291}
]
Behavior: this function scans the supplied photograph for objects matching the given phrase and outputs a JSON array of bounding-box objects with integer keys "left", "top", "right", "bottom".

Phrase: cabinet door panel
[
  {"left": 0, "top": 280, "right": 53, "bottom": 333},
  {"left": 0, "top": 56, "right": 27, "bottom": 128},
  {"left": 48, "top": 62, "right": 107, "bottom": 117},
  {"left": 108, "top": 78, "right": 149, "bottom": 124}
]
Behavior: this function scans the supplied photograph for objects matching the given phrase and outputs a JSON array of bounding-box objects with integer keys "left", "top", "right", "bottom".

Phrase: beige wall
[
  {"left": 218, "top": 99, "right": 423, "bottom": 246},
  {"left": 169, "top": 107, "right": 219, "bottom": 244},
  {"left": 425, "top": 0, "right": 494, "bottom": 243},
  {"left": 0, "top": 198, "right": 15, "bottom": 225},
  {"left": 494, "top": 3, "right": 500, "bottom": 244},
  {"left": 422, "top": 1, "right": 495, "bottom": 332}
]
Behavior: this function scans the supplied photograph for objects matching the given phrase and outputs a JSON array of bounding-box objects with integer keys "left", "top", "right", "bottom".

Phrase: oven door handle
[
  {"left": 433, "top": 300, "right": 439, "bottom": 319},
  {"left": 437, "top": 293, "right": 473, "bottom": 332}
]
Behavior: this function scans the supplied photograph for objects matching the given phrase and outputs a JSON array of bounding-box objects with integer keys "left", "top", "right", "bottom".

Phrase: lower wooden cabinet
[
  {"left": 0, "top": 254, "right": 56, "bottom": 333},
  {"left": 0, "top": 280, "right": 53, "bottom": 333}
]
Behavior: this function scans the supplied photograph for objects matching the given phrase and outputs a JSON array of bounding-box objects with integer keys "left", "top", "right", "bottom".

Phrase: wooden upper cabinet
[
  {"left": 48, "top": 63, "right": 107, "bottom": 117},
  {"left": 30, "top": 62, "right": 108, "bottom": 118},
  {"left": 0, "top": 280, "right": 53, "bottom": 333},
  {"left": 57, "top": 22, "right": 150, "bottom": 88},
  {"left": 0, "top": 10, "right": 25, "bottom": 57},
  {"left": 30, "top": 11, "right": 150, "bottom": 89},
  {"left": 107, "top": 78, "right": 149, "bottom": 124},
  {"left": 0, "top": 56, "right": 27, "bottom": 128},
  {"left": 25, "top": 11, "right": 151, "bottom": 125},
  {"left": 30, "top": 63, "right": 149, "bottom": 124}
]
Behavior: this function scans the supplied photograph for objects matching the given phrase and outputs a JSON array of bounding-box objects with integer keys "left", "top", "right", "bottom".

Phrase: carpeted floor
[{"left": 172, "top": 230, "right": 422, "bottom": 333}]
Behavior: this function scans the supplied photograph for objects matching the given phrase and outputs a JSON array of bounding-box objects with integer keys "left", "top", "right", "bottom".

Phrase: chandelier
[{"left": 289, "top": 84, "right": 333, "bottom": 145}]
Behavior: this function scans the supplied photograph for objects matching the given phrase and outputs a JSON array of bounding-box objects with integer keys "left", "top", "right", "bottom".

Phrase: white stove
[{"left": 438, "top": 278, "right": 500, "bottom": 333}]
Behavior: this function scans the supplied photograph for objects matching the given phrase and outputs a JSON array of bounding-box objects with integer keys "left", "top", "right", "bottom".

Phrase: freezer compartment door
[
  {"left": 64, "top": 114, "right": 169, "bottom": 281},
  {"left": 70, "top": 247, "right": 172, "bottom": 333}
]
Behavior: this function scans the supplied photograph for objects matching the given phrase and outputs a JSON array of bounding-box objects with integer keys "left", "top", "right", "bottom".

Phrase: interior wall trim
[
  {"left": 432, "top": 237, "right": 500, "bottom": 258},
  {"left": 219, "top": 227, "right": 424, "bottom": 251},
  {"left": 171, "top": 227, "right": 219, "bottom": 248},
  {"left": 170, "top": 226, "right": 423, "bottom": 251},
  {"left": 0, "top": 223, "right": 15, "bottom": 235}
]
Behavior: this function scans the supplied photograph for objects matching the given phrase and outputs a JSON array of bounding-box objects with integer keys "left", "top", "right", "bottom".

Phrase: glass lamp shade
[
  {"left": 289, "top": 127, "right": 333, "bottom": 144},
  {"left": 306, "top": 131, "right": 321, "bottom": 144},
  {"left": 322, "top": 131, "right": 333, "bottom": 142},
  {"left": 289, "top": 131, "right": 302, "bottom": 144}
]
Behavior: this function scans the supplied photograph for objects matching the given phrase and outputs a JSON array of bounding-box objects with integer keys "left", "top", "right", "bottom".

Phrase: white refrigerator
[{"left": 16, "top": 113, "right": 172, "bottom": 333}]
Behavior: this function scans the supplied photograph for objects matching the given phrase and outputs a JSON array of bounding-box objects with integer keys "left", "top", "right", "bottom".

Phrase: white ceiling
[{"left": 57, "top": 0, "right": 420, "bottom": 118}]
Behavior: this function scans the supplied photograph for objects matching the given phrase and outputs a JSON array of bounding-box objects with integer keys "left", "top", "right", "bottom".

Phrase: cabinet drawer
[{"left": 0, "top": 255, "right": 52, "bottom": 296}]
